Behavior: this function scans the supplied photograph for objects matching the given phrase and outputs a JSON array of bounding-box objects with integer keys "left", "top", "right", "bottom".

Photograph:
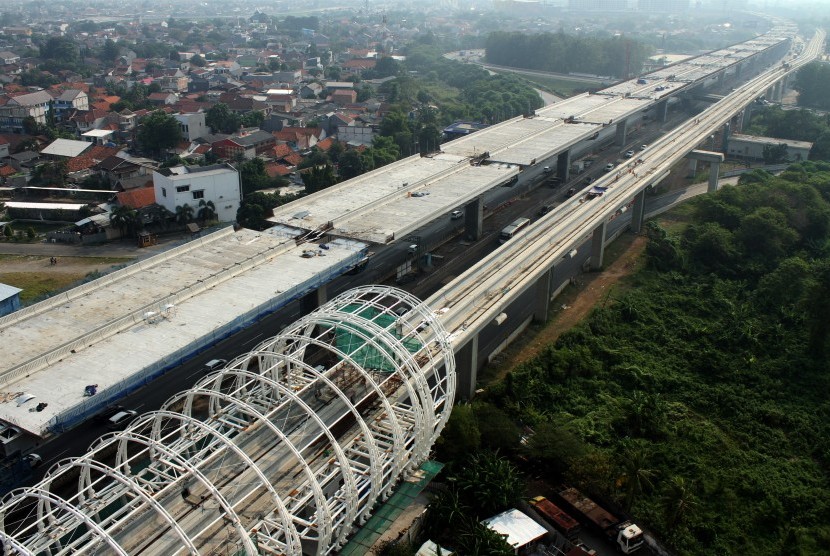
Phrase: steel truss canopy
[{"left": 0, "top": 286, "right": 455, "bottom": 556}]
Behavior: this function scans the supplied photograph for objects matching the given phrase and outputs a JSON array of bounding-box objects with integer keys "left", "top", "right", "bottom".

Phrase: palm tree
[
  {"left": 661, "top": 476, "right": 698, "bottom": 531},
  {"left": 175, "top": 203, "right": 194, "bottom": 224},
  {"left": 617, "top": 446, "right": 657, "bottom": 511},
  {"left": 197, "top": 199, "right": 216, "bottom": 223},
  {"left": 109, "top": 206, "right": 137, "bottom": 239}
]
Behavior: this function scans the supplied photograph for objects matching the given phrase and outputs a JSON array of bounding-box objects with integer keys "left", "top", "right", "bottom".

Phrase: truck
[
  {"left": 555, "top": 487, "right": 644, "bottom": 554},
  {"left": 529, "top": 496, "right": 581, "bottom": 540}
]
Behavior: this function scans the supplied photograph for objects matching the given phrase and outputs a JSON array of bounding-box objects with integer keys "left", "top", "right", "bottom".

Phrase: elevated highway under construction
[{"left": 0, "top": 18, "right": 821, "bottom": 556}]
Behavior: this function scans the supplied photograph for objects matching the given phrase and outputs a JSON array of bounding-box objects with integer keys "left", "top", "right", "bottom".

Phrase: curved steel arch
[{"left": 0, "top": 286, "right": 454, "bottom": 555}]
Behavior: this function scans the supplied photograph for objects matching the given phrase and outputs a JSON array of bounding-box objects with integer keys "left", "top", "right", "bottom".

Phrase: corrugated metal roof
[
  {"left": 40, "top": 139, "right": 90, "bottom": 158},
  {"left": 482, "top": 509, "right": 547, "bottom": 549}
]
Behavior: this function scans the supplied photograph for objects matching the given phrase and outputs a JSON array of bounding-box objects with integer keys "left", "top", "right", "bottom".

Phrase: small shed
[
  {"left": 0, "top": 282, "right": 22, "bottom": 316},
  {"left": 482, "top": 509, "right": 548, "bottom": 555}
]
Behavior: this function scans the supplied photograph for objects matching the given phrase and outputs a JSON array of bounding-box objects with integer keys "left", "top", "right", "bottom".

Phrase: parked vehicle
[
  {"left": 530, "top": 496, "right": 581, "bottom": 540},
  {"left": 538, "top": 205, "right": 554, "bottom": 216},
  {"left": 450, "top": 210, "right": 463, "bottom": 220},
  {"left": 604, "top": 163, "right": 615, "bottom": 172},
  {"left": 624, "top": 150, "right": 635, "bottom": 158},
  {"left": 555, "top": 487, "right": 644, "bottom": 554},
  {"left": 543, "top": 166, "right": 552, "bottom": 173}
]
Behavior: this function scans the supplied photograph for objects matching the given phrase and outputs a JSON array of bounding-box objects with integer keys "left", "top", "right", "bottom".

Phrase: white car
[
  {"left": 450, "top": 210, "right": 463, "bottom": 220},
  {"left": 604, "top": 163, "right": 615, "bottom": 172},
  {"left": 624, "top": 150, "right": 635, "bottom": 158},
  {"left": 108, "top": 410, "right": 138, "bottom": 430}
]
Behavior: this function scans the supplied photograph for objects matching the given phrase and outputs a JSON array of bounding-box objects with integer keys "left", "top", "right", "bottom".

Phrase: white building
[
  {"left": 174, "top": 112, "right": 208, "bottom": 141},
  {"left": 153, "top": 164, "right": 241, "bottom": 223},
  {"left": 726, "top": 134, "right": 813, "bottom": 162}
]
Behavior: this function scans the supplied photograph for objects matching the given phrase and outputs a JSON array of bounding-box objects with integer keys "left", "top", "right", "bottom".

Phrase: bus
[{"left": 499, "top": 217, "right": 530, "bottom": 243}]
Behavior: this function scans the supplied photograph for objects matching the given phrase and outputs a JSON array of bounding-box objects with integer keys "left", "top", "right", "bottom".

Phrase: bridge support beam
[
  {"left": 533, "top": 268, "right": 553, "bottom": 323},
  {"left": 300, "top": 284, "right": 328, "bottom": 315},
  {"left": 615, "top": 118, "right": 629, "bottom": 146},
  {"left": 557, "top": 149, "right": 571, "bottom": 182},
  {"left": 720, "top": 122, "right": 731, "bottom": 152},
  {"left": 630, "top": 189, "right": 647, "bottom": 234},
  {"left": 464, "top": 197, "right": 484, "bottom": 241},
  {"left": 687, "top": 149, "right": 725, "bottom": 193},
  {"left": 455, "top": 335, "right": 479, "bottom": 401},
  {"left": 590, "top": 221, "right": 608, "bottom": 271},
  {"left": 708, "top": 160, "right": 722, "bottom": 193},
  {"left": 657, "top": 99, "right": 669, "bottom": 123}
]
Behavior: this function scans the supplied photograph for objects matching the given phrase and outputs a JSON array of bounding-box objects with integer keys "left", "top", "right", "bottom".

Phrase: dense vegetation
[
  {"left": 433, "top": 163, "right": 830, "bottom": 555},
  {"left": 794, "top": 62, "right": 830, "bottom": 111},
  {"left": 484, "top": 32, "right": 652, "bottom": 78}
]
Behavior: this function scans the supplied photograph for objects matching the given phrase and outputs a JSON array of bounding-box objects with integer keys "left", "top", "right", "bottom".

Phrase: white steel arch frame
[{"left": 0, "top": 286, "right": 455, "bottom": 556}]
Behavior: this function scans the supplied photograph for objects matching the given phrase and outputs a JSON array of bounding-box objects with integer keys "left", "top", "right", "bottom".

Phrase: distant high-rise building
[
  {"left": 568, "top": 0, "right": 627, "bottom": 11},
  {"left": 638, "top": 0, "right": 689, "bottom": 11}
]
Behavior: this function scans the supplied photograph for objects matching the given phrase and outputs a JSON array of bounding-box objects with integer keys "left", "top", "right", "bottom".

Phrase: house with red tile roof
[{"left": 116, "top": 187, "right": 156, "bottom": 209}]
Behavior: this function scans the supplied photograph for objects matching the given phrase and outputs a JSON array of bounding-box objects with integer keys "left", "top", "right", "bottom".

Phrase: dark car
[
  {"left": 538, "top": 204, "right": 554, "bottom": 216},
  {"left": 585, "top": 176, "right": 595, "bottom": 185}
]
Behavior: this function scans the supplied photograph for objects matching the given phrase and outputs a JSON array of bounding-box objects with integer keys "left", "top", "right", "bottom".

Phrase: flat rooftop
[
  {"left": 442, "top": 116, "right": 601, "bottom": 167},
  {"left": 268, "top": 153, "right": 519, "bottom": 244},
  {"left": 0, "top": 227, "right": 367, "bottom": 437}
]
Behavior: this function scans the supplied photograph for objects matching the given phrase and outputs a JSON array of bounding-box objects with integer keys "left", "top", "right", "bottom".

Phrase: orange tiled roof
[
  {"left": 66, "top": 146, "right": 120, "bottom": 173},
  {"left": 116, "top": 187, "right": 156, "bottom": 209},
  {"left": 316, "top": 137, "right": 334, "bottom": 152},
  {"left": 283, "top": 152, "right": 302, "bottom": 167},
  {"left": 265, "top": 162, "right": 291, "bottom": 178},
  {"left": 273, "top": 144, "right": 294, "bottom": 158}
]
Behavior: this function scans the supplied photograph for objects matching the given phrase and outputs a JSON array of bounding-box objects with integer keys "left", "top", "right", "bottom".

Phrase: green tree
[
  {"left": 197, "top": 199, "right": 217, "bottom": 223},
  {"left": 175, "top": 203, "right": 194, "bottom": 224},
  {"left": 456, "top": 452, "right": 524, "bottom": 516},
  {"left": 661, "top": 476, "right": 698, "bottom": 532},
  {"left": 338, "top": 149, "right": 367, "bottom": 180},
  {"left": 762, "top": 143, "right": 789, "bottom": 164},
  {"left": 189, "top": 54, "right": 206, "bottom": 67},
  {"left": 138, "top": 111, "right": 183, "bottom": 154},
  {"left": 41, "top": 36, "right": 78, "bottom": 64},
  {"left": 616, "top": 445, "right": 657, "bottom": 511},
  {"left": 205, "top": 103, "right": 241, "bottom": 134},
  {"left": 455, "top": 519, "right": 514, "bottom": 556},
  {"left": 110, "top": 205, "right": 137, "bottom": 238},
  {"left": 473, "top": 402, "right": 521, "bottom": 453},
  {"left": 100, "top": 39, "right": 120, "bottom": 62},
  {"left": 435, "top": 404, "right": 480, "bottom": 463}
]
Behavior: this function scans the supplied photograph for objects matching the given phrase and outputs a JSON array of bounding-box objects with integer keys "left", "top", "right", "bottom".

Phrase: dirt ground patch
[
  {"left": 483, "top": 233, "right": 648, "bottom": 385},
  {"left": 0, "top": 255, "right": 132, "bottom": 303}
]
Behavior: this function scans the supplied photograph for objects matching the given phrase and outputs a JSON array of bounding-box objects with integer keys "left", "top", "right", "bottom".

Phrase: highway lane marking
[{"left": 242, "top": 333, "right": 264, "bottom": 346}]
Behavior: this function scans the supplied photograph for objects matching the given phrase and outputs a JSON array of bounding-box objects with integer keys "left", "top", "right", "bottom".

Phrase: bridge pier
[
  {"left": 615, "top": 118, "right": 629, "bottom": 146},
  {"left": 557, "top": 149, "right": 571, "bottom": 182},
  {"left": 590, "top": 221, "right": 608, "bottom": 270},
  {"left": 687, "top": 149, "right": 725, "bottom": 193},
  {"left": 464, "top": 197, "right": 484, "bottom": 241},
  {"left": 687, "top": 158, "right": 698, "bottom": 178},
  {"left": 721, "top": 122, "right": 731, "bottom": 152},
  {"left": 533, "top": 268, "right": 553, "bottom": 322},
  {"left": 455, "top": 335, "right": 479, "bottom": 400},
  {"left": 656, "top": 99, "right": 668, "bottom": 123},
  {"left": 300, "top": 284, "right": 328, "bottom": 315},
  {"left": 630, "top": 189, "right": 647, "bottom": 234}
]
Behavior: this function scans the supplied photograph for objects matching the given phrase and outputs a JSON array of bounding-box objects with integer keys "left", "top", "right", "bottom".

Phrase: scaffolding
[{"left": 0, "top": 286, "right": 455, "bottom": 556}]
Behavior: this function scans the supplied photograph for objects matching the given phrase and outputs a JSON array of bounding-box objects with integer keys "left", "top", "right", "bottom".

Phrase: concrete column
[
  {"left": 630, "top": 189, "right": 647, "bottom": 234},
  {"left": 708, "top": 160, "right": 721, "bottom": 193},
  {"left": 590, "top": 221, "right": 608, "bottom": 271},
  {"left": 766, "top": 86, "right": 773, "bottom": 100},
  {"left": 735, "top": 63, "right": 742, "bottom": 78},
  {"left": 615, "top": 118, "right": 629, "bottom": 146},
  {"left": 657, "top": 99, "right": 668, "bottom": 123},
  {"left": 557, "top": 149, "right": 571, "bottom": 182},
  {"left": 687, "top": 158, "right": 698, "bottom": 178},
  {"left": 464, "top": 197, "right": 483, "bottom": 241},
  {"left": 734, "top": 109, "right": 745, "bottom": 133},
  {"left": 533, "top": 268, "right": 552, "bottom": 323},
  {"left": 717, "top": 71, "right": 725, "bottom": 85},
  {"left": 300, "top": 284, "right": 328, "bottom": 315},
  {"left": 721, "top": 122, "right": 731, "bottom": 152},
  {"left": 455, "top": 335, "right": 479, "bottom": 401}
]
